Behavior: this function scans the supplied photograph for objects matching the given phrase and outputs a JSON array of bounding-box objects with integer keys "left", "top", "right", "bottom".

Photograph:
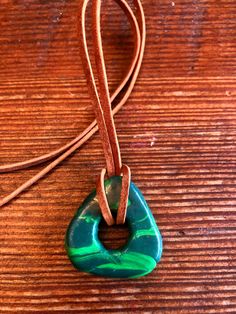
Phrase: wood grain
[{"left": 0, "top": 0, "right": 236, "bottom": 313}]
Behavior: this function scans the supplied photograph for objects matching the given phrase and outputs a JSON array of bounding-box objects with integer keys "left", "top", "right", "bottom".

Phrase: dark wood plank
[{"left": 0, "top": 0, "right": 236, "bottom": 313}]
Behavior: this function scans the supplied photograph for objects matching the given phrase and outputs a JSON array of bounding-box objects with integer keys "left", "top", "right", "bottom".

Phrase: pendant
[{"left": 65, "top": 176, "right": 162, "bottom": 279}]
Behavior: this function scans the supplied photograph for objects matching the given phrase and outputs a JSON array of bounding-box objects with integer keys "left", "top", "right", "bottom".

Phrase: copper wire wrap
[{"left": 0, "top": 0, "right": 146, "bottom": 226}]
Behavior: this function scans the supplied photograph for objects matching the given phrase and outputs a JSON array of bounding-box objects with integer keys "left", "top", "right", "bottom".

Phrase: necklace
[{"left": 0, "top": 0, "right": 162, "bottom": 279}]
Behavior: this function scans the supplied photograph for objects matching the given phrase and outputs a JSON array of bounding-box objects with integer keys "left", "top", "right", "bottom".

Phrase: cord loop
[
  {"left": 96, "top": 164, "right": 131, "bottom": 226},
  {"left": 0, "top": 0, "right": 146, "bottom": 211}
]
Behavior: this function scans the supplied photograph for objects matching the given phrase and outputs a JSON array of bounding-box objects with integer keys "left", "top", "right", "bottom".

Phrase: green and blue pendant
[{"left": 65, "top": 176, "right": 162, "bottom": 279}]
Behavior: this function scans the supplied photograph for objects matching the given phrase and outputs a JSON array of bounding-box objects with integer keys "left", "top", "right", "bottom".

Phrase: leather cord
[
  {"left": 0, "top": 0, "right": 146, "bottom": 226},
  {"left": 96, "top": 164, "right": 131, "bottom": 225},
  {"left": 0, "top": 0, "right": 142, "bottom": 174},
  {"left": 116, "top": 164, "right": 131, "bottom": 224},
  {"left": 79, "top": 0, "right": 122, "bottom": 177}
]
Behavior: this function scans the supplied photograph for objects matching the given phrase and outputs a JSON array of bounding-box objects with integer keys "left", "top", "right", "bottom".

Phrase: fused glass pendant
[{"left": 65, "top": 176, "right": 162, "bottom": 279}]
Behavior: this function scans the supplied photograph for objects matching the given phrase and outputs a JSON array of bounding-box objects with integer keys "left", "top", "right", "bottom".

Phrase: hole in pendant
[{"left": 98, "top": 219, "right": 130, "bottom": 250}]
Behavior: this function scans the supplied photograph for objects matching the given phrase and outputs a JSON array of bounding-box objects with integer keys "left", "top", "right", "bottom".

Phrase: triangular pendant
[{"left": 65, "top": 176, "right": 162, "bottom": 279}]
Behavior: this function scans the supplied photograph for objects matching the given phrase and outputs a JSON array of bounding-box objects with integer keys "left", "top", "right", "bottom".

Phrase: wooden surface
[{"left": 0, "top": 0, "right": 236, "bottom": 313}]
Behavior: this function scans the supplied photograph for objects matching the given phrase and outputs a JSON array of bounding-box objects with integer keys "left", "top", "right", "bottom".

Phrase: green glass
[{"left": 65, "top": 176, "right": 162, "bottom": 279}]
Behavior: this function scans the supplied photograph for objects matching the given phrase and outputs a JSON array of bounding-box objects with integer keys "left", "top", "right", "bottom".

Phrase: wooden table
[{"left": 0, "top": 0, "right": 235, "bottom": 313}]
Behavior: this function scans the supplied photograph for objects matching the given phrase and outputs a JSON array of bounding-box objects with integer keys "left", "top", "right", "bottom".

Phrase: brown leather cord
[
  {"left": 96, "top": 168, "right": 115, "bottom": 226},
  {"left": 0, "top": 0, "right": 142, "bottom": 174},
  {"left": 79, "top": 0, "right": 119, "bottom": 177},
  {"left": 92, "top": 0, "right": 122, "bottom": 176},
  {"left": 96, "top": 164, "right": 130, "bottom": 226},
  {"left": 116, "top": 164, "right": 131, "bottom": 224},
  {"left": 81, "top": 0, "right": 132, "bottom": 224},
  {"left": 0, "top": 0, "right": 146, "bottom": 222}
]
